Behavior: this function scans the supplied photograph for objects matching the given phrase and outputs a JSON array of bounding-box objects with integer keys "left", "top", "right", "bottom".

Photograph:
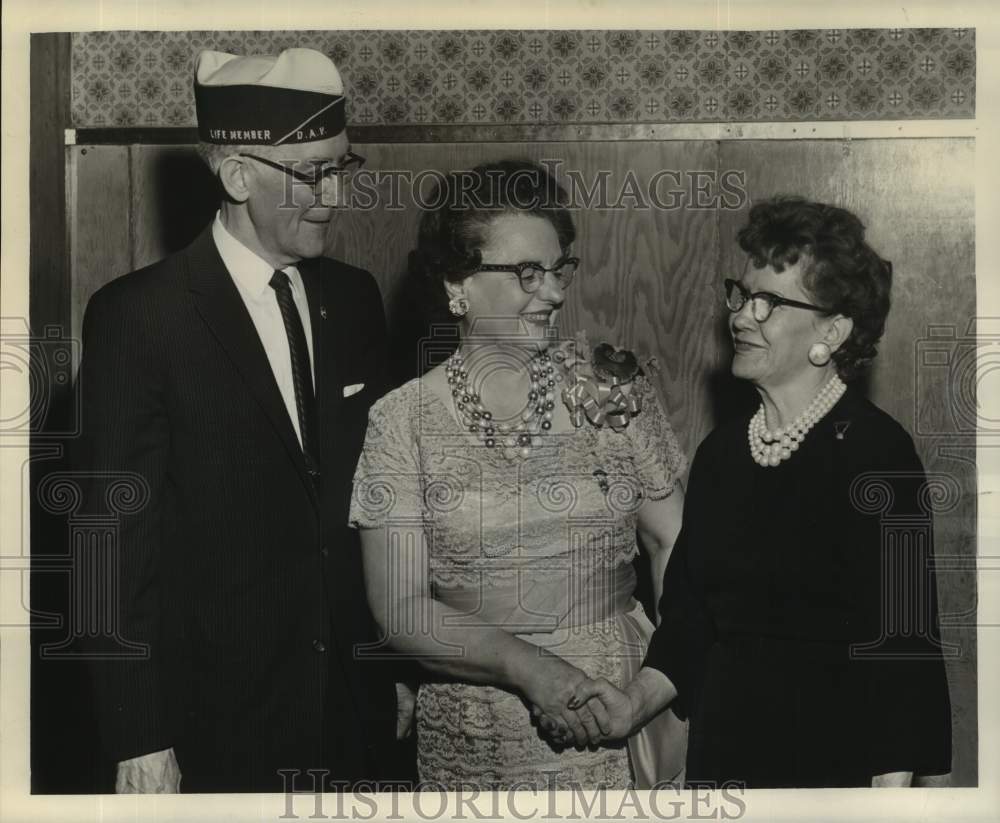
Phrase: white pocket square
[{"left": 342, "top": 383, "right": 365, "bottom": 398}]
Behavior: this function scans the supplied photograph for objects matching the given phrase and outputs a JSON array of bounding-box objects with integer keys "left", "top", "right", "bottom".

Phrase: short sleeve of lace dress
[
  {"left": 348, "top": 386, "right": 424, "bottom": 529},
  {"left": 624, "top": 374, "right": 688, "bottom": 501}
]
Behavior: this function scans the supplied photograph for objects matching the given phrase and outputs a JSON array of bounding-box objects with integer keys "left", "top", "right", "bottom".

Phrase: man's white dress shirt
[{"left": 212, "top": 213, "right": 315, "bottom": 448}]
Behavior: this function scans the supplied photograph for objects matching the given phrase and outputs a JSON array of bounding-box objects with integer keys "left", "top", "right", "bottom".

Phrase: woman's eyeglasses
[
  {"left": 724, "top": 278, "right": 828, "bottom": 323},
  {"left": 240, "top": 151, "right": 366, "bottom": 191},
  {"left": 473, "top": 257, "right": 579, "bottom": 294}
]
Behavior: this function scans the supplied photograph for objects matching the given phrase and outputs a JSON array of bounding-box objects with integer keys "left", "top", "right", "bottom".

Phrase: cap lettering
[{"left": 294, "top": 126, "right": 327, "bottom": 141}]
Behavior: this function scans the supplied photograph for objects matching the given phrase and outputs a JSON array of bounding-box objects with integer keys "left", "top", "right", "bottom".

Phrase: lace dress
[{"left": 349, "top": 370, "right": 688, "bottom": 789}]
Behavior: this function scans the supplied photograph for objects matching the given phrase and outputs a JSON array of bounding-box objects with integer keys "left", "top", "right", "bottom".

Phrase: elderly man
[{"left": 76, "top": 48, "right": 403, "bottom": 793}]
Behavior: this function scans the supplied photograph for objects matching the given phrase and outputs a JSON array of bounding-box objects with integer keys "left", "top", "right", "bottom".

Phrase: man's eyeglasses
[
  {"left": 724, "top": 278, "right": 828, "bottom": 323},
  {"left": 473, "top": 257, "right": 579, "bottom": 294},
  {"left": 240, "top": 151, "right": 366, "bottom": 190}
]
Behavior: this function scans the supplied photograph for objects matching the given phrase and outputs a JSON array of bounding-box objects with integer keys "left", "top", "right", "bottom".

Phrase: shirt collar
[{"left": 212, "top": 211, "right": 302, "bottom": 301}]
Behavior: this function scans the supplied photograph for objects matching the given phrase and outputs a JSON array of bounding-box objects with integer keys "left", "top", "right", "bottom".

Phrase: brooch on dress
[
  {"left": 592, "top": 469, "right": 611, "bottom": 494},
  {"left": 555, "top": 331, "right": 645, "bottom": 432}
]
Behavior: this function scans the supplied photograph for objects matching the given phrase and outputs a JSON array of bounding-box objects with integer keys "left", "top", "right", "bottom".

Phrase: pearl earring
[
  {"left": 808, "top": 342, "right": 832, "bottom": 366},
  {"left": 448, "top": 297, "right": 469, "bottom": 318}
]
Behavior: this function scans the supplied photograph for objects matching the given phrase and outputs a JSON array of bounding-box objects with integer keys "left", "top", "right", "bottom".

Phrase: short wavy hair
[
  {"left": 737, "top": 196, "right": 893, "bottom": 381},
  {"left": 408, "top": 159, "right": 576, "bottom": 323}
]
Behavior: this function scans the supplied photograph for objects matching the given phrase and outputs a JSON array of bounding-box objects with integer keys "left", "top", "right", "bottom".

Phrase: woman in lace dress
[{"left": 349, "top": 160, "right": 688, "bottom": 789}]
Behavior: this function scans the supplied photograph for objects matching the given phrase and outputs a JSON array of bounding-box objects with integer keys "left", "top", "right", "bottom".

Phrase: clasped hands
[{"left": 526, "top": 661, "right": 637, "bottom": 749}]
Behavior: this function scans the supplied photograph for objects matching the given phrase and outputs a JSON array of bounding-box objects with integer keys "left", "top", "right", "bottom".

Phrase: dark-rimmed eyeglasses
[
  {"left": 724, "top": 278, "right": 828, "bottom": 323},
  {"left": 240, "top": 151, "right": 366, "bottom": 190},
  {"left": 473, "top": 257, "right": 579, "bottom": 294}
]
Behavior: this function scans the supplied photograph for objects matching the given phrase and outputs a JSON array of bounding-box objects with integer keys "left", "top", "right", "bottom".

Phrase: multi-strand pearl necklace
[
  {"left": 748, "top": 374, "right": 847, "bottom": 467},
  {"left": 445, "top": 350, "right": 557, "bottom": 459}
]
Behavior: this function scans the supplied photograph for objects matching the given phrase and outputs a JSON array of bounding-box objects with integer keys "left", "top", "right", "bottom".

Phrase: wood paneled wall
[
  {"left": 67, "top": 138, "right": 977, "bottom": 785},
  {"left": 717, "top": 140, "right": 978, "bottom": 785}
]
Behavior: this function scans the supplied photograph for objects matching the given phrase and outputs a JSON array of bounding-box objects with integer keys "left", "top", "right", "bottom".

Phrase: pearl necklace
[
  {"left": 445, "top": 350, "right": 557, "bottom": 459},
  {"left": 748, "top": 374, "right": 847, "bottom": 467}
]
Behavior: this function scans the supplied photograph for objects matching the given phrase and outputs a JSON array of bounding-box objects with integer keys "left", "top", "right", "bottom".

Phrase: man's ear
[
  {"left": 823, "top": 314, "right": 854, "bottom": 354},
  {"left": 217, "top": 155, "right": 251, "bottom": 203}
]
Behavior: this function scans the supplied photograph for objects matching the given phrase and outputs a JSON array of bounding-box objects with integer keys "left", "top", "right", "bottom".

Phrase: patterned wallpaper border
[{"left": 71, "top": 28, "right": 976, "bottom": 129}]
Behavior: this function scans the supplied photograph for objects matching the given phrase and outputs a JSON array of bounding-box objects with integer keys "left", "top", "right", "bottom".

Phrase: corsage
[{"left": 556, "top": 331, "right": 644, "bottom": 432}]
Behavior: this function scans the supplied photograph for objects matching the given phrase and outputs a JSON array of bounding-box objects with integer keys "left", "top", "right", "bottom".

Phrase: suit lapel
[
  {"left": 185, "top": 226, "right": 319, "bottom": 509},
  {"left": 299, "top": 260, "right": 342, "bottom": 459},
  {"left": 299, "top": 260, "right": 337, "bottom": 410}
]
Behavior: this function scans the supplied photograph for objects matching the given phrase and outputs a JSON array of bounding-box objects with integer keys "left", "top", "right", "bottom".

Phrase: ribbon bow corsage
[{"left": 560, "top": 339, "right": 643, "bottom": 432}]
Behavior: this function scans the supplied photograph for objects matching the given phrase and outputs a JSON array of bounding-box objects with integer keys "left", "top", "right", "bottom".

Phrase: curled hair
[
  {"left": 737, "top": 195, "right": 893, "bottom": 381},
  {"left": 408, "top": 159, "right": 576, "bottom": 322}
]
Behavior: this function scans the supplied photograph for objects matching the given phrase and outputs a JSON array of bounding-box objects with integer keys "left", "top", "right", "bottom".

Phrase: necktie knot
[{"left": 269, "top": 269, "right": 291, "bottom": 292}]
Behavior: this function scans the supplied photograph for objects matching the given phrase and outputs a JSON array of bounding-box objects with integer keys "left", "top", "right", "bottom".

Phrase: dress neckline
[
  {"left": 420, "top": 378, "right": 465, "bottom": 433},
  {"left": 413, "top": 372, "right": 593, "bottom": 454}
]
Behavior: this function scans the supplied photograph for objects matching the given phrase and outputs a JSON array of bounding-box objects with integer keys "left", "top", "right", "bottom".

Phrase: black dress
[{"left": 643, "top": 387, "right": 952, "bottom": 788}]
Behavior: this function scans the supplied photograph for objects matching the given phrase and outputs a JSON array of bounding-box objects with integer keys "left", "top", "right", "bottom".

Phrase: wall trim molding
[{"left": 68, "top": 120, "right": 978, "bottom": 146}]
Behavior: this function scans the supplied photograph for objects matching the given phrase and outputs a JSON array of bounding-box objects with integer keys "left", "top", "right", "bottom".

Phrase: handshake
[{"left": 528, "top": 667, "right": 640, "bottom": 749}]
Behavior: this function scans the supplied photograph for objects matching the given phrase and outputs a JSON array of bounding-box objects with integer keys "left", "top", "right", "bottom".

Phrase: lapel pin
[
  {"left": 320, "top": 305, "right": 328, "bottom": 320},
  {"left": 834, "top": 421, "right": 851, "bottom": 440}
]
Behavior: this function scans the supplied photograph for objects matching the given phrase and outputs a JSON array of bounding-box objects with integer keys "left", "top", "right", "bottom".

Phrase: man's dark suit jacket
[{"left": 74, "top": 225, "right": 397, "bottom": 792}]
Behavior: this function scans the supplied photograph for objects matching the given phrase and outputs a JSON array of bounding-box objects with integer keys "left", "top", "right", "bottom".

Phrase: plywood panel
[
  {"left": 69, "top": 145, "right": 131, "bottom": 357},
  {"left": 333, "top": 140, "right": 723, "bottom": 456},
  {"left": 30, "top": 33, "right": 72, "bottom": 341},
  {"left": 719, "top": 138, "right": 977, "bottom": 787},
  {"left": 130, "top": 145, "right": 220, "bottom": 270},
  {"left": 718, "top": 139, "right": 975, "bottom": 422},
  {"left": 107, "top": 141, "right": 724, "bottom": 456},
  {"left": 67, "top": 135, "right": 977, "bottom": 785}
]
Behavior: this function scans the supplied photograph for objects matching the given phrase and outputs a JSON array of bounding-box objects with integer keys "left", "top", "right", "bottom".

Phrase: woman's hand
[
  {"left": 521, "top": 654, "right": 607, "bottom": 748},
  {"left": 568, "top": 677, "right": 636, "bottom": 741},
  {"left": 394, "top": 682, "right": 417, "bottom": 740},
  {"left": 115, "top": 748, "right": 181, "bottom": 793},
  {"left": 569, "top": 667, "right": 677, "bottom": 744},
  {"left": 531, "top": 700, "right": 613, "bottom": 749}
]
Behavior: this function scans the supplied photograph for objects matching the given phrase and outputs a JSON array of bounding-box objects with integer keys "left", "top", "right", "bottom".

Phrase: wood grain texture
[
  {"left": 30, "top": 32, "right": 113, "bottom": 795},
  {"left": 73, "top": 141, "right": 730, "bottom": 455},
  {"left": 718, "top": 139, "right": 975, "bottom": 424},
  {"left": 720, "top": 138, "right": 977, "bottom": 786},
  {"left": 130, "top": 145, "right": 219, "bottom": 270},
  {"left": 66, "top": 139, "right": 977, "bottom": 785},
  {"left": 69, "top": 146, "right": 131, "bottom": 359},
  {"left": 328, "top": 141, "right": 724, "bottom": 457},
  {"left": 29, "top": 33, "right": 72, "bottom": 342}
]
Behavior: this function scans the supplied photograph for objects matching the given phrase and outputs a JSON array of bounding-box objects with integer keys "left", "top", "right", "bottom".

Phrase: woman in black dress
[{"left": 565, "top": 196, "right": 952, "bottom": 788}]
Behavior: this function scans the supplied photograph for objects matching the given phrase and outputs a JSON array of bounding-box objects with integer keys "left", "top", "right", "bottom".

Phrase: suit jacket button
[
  {"left": 312, "top": 639, "right": 327, "bottom": 653},
  {"left": 320, "top": 546, "right": 329, "bottom": 558}
]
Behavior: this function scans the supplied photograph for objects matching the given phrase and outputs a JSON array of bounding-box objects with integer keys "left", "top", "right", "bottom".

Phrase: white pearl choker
[{"left": 748, "top": 374, "right": 847, "bottom": 467}]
